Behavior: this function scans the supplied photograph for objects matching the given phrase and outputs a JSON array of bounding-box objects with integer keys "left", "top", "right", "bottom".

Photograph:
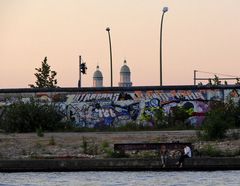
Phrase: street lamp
[
  {"left": 106, "top": 27, "right": 113, "bottom": 87},
  {"left": 160, "top": 6, "right": 168, "bottom": 86}
]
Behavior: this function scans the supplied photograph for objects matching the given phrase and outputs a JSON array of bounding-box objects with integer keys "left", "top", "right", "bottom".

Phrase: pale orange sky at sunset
[{"left": 1, "top": 0, "right": 240, "bottom": 88}]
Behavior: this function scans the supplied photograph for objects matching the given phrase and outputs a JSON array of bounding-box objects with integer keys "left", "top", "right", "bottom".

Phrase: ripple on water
[{"left": 0, "top": 171, "right": 239, "bottom": 186}]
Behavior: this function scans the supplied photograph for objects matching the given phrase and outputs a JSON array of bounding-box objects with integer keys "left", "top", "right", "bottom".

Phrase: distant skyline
[{"left": 1, "top": 0, "right": 240, "bottom": 88}]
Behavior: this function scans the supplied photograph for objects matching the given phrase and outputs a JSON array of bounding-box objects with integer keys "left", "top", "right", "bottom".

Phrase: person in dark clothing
[{"left": 176, "top": 145, "right": 192, "bottom": 168}]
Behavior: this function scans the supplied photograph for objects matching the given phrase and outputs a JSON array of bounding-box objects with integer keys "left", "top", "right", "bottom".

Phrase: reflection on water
[{"left": 0, "top": 171, "right": 239, "bottom": 186}]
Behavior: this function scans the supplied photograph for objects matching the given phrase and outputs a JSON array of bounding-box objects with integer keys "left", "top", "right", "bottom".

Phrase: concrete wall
[
  {"left": 0, "top": 85, "right": 240, "bottom": 127},
  {"left": 0, "top": 158, "right": 239, "bottom": 172}
]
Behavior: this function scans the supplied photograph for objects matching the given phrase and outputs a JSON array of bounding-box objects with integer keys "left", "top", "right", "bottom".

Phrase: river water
[{"left": 0, "top": 171, "right": 239, "bottom": 186}]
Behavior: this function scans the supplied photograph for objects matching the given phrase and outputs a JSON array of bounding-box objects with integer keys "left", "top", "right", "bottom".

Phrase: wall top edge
[{"left": 0, "top": 85, "right": 240, "bottom": 94}]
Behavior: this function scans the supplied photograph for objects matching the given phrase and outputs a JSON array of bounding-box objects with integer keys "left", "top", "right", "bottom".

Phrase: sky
[{"left": 1, "top": 0, "right": 240, "bottom": 88}]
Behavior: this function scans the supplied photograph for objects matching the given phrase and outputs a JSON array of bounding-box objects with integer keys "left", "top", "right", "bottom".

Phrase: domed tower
[
  {"left": 93, "top": 65, "right": 103, "bottom": 87},
  {"left": 118, "top": 60, "right": 132, "bottom": 87}
]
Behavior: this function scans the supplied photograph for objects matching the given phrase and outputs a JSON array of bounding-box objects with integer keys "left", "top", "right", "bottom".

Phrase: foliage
[
  {"left": 0, "top": 100, "right": 63, "bottom": 133},
  {"left": 100, "top": 140, "right": 110, "bottom": 149},
  {"left": 140, "top": 107, "right": 168, "bottom": 128},
  {"left": 198, "top": 144, "right": 222, "bottom": 157},
  {"left": 152, "top": 107, "right": 168, "bottom": 128},
  {"left": 201, "top": 101, "right": 234, "bottom": 140},
  {"left": 213, "top": 75, "right": 221, "bottom": 85},
  {"left": 36, "top": 126, "right": 44, "bottom": 137},
  {"left": 232, "top": 101, "right": 240, "bottom": 128},
  {"left": 140, "top": 108, "right": 153, "bottom": 122},
  {"left": 98, "top": 140, "right": 128, "bottom": 158},
  {"left": 236, "top": 78, "right": 240, "bottom": 85},
  {"left": 170, "top": 106, "right": 193, "bottom": 126},
  {"left": 207, "top": 78, "right": 212, "bottom": 86},
  {"left": 100, "top": 141, "right": 114, "bottom": 157},
  {"left": 29, "top": 57, "right": 58, "bottom": 88},
  {"left": 139, "top": 105, "right": 195, "bottom": 130},
  {"left": 198, "top": 144, "right": 240, "bottom": 157}
]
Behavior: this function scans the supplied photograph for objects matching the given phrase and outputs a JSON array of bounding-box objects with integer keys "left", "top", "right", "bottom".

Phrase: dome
[
  {"left": 119, "top": 59, "right": 132, "bottom": 87},
  {"left": 93, "top": 66, "right": 103, "bottom": 78},
  {"left": 120, "top": 60, "right": 130, "bottom": 73}
]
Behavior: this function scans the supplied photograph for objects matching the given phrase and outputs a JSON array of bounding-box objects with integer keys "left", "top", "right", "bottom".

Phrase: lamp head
[
  {"left": 106, "top": 27, "right": 110, "bottom": 32},
  {"left": 162, "top": 7, "right": 168, "bottom": 13}
]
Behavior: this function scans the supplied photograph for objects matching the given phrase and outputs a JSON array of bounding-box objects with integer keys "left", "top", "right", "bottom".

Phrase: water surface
[{"left": 0, "top": 171, "right": 239, "bottom": 186}]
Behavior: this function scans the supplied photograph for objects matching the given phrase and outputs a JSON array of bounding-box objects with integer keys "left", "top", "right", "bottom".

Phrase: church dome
[
  {"left": 120, "top": 60, "right": 130, "bottom": 73},
  {"left": 119, "top": 59, "right": 132, "bottom": 87},
  {"left": 93, "top": 66, "right": 103, "bottom": 78}
]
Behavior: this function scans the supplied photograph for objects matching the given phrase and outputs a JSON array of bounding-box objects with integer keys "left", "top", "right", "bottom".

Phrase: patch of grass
[
  {"left": 197, "top": 144, "right": 239, "bottom": 157},
  {"left": 199, "top": 144, "right": 222, "bottom": 157},
  {"left": 101, "top": 140, "right": 110, "bottom": 149}
]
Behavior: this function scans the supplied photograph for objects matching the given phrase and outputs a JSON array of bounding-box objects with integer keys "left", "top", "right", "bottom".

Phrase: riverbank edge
[{"left": 0, "top": 157, "right": 240, "bottom": 172}]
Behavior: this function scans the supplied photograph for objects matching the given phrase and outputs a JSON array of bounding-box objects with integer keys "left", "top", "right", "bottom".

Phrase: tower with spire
[
  {"left": 118, "top": 60, "right": 132, "bottom": 87},
  {"left": 93, "top": 65, "right": 103, "bottom": 87}
]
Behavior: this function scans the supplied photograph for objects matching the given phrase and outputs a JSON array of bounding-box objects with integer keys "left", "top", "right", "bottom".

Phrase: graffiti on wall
[
  {"left": 0, "top": 88, "right": 235, "bottom": 128},
  {"left": 224, "top": 89, "right": 240, "bottom": 104},
  {"left": 50, "top": 89, "right": 222, "bottom": 127}
]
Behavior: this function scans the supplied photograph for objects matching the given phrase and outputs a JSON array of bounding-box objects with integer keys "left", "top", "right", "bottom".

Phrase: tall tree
[{"left": 29, "top": 57, "right": 58, "bottom": 88}]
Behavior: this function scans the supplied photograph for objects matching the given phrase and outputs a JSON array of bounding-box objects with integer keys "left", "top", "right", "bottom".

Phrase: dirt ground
[{"left": 0, "top": 130, "right": 239, "bottom": 159}]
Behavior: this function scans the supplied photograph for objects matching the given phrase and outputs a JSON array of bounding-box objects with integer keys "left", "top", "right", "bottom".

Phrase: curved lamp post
[
  {"left": 160, "top": 7, "right": 168, "bottom": 86},
  {"left": 106, "top": 27, "right": 113, "bottom": 87}
]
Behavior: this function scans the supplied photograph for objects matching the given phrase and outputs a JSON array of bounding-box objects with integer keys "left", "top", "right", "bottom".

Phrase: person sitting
[
  {"left": 160, "top": 145, "right": 167, "bottom": 168},
  {"left": 176, "top": 145, "right": 192, "bottom": 168}
]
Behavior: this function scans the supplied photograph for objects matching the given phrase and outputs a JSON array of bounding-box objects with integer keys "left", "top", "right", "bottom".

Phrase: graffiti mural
[
  {"left": 224, "top": 89, "right": 240, "bottom": 104},
  {"left": 65, "top": 92, "right": 140, "bottom": 127},
  {"left": 0, "top": 87, "right": 236, "bottom": 128}
]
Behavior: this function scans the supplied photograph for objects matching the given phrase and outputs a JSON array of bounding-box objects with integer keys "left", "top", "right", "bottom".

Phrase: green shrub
[
  {"left": 36, "top": 126, "right": 44, "bottom": 137},
  {"left": 0, "top": 100, "right": 64, "bottom": 133},
  {"left": 201, "top": 101, "right": 234, "bottom": 140},
  {"left": 101, "top": 140, "right": 110, "bottom": 149}
]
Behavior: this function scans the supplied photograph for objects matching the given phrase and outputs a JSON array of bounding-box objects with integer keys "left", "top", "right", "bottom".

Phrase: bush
[
  {"left": 199, "top": 144, "right": 222, "bottom": 157},
  {"left": 0, "top": 100, "right": 63, "bottom": 133},
  {"left": 201, "top": 101, "right": 234, "bottom": 140},
  {"left": 169, "top": 106, "right": 193, "bottom": 128},
  {"left": 36, "top": 126, "right": 44, "bottom": 137}
]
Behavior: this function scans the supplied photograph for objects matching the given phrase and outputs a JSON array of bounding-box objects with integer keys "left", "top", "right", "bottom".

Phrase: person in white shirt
[{"left": 177, "top": 145, "right": 192, "bottom": 168}]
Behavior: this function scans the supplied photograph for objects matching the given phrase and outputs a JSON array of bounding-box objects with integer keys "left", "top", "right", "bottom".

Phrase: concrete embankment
[{"left": 0, "top": 157, "right": 240, "bottom": 172}]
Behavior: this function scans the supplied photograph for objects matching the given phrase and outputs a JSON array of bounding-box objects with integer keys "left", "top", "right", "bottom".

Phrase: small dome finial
[
  {"left": 124, "top": 59, "right": 127, "bottom": 64},
  {"left": 96, "top": 65, "right": 99, "bottom": 69}
]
